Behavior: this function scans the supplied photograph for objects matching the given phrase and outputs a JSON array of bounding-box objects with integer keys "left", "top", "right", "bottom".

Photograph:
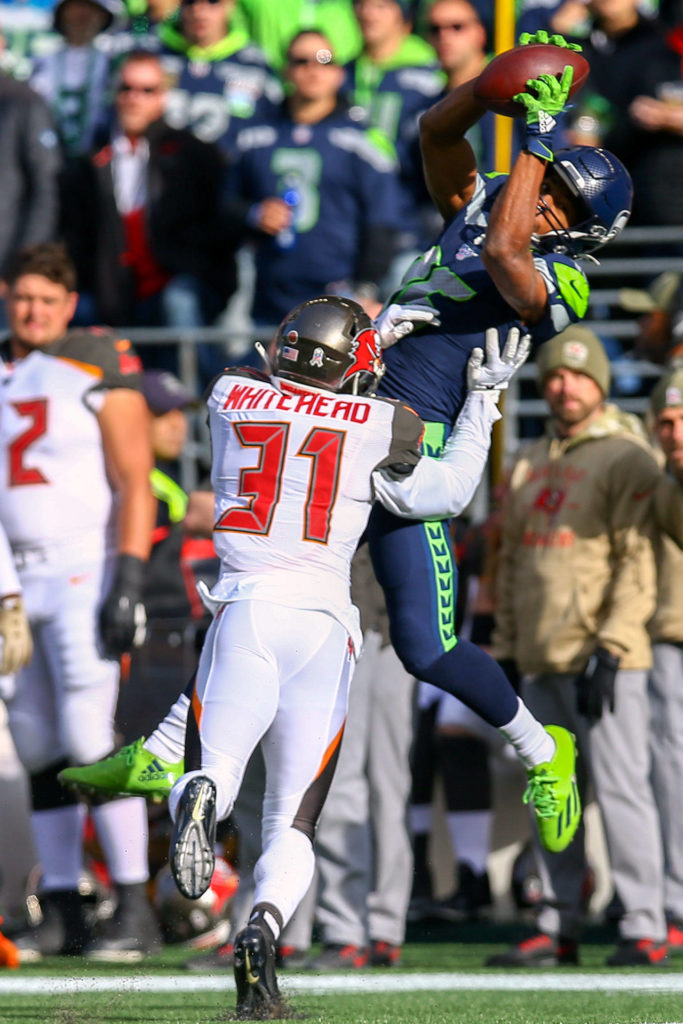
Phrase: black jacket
[
  {"left": 59, "top": 118, "right": 245, "bottom": 324},
  {"left": 0, "top": 74, "right": 61, "bottom": 276}
]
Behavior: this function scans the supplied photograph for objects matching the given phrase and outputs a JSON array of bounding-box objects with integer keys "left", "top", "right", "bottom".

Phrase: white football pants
[{"left": 170, "top": 598, "right": 355, "bottom": 930}]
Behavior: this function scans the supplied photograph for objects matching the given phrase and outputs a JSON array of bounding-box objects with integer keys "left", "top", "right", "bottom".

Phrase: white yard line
[{"left": 0, "top": 972, "right": 682, "bottom": 995}]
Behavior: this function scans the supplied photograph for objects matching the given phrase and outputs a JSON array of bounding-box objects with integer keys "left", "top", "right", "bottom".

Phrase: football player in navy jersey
[
  {"left": 367, "top": 32, "right": 634, "bottom": 770},
  {"left": 225, "top": 30, "right": 404, "bottom": 325}
]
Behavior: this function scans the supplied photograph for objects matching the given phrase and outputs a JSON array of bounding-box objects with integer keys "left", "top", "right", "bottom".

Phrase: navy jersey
[
  {"left": 229, "top": 104, "right": 404, "bottom": 324},
  {"left": 158, "top": 36, "right": 282, "bottom": 156},
  {"left": 343, "top": 39, "right": 445, "bottom": 243},
  {"left": 378, "top": 172, "right": 590, "bottom": 426}
]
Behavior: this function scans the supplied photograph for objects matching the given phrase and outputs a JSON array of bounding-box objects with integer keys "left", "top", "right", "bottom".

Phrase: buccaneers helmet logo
[{"left": 340, "top": 327, "right": 382, "bottom": 388}]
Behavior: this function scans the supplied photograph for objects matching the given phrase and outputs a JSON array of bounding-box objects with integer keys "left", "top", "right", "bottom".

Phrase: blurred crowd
[{"left": 0, "top": 0, "right": 683, "bottom": 976}]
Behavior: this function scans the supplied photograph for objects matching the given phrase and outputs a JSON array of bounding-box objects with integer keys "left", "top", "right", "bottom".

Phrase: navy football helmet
[
  {"left": 535, "top": 146, "right": 633, "bottom": 260},
  {"left": 273, "top": 295, "right": 384, "bottom": 396}
]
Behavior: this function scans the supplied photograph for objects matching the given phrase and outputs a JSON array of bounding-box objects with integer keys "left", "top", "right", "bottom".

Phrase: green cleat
[
  {"left": 58, "top": 738, "right": 184, "bottom": 803},
  {"left": 523, "top": 725, "right": 581, "bottom": 853}
]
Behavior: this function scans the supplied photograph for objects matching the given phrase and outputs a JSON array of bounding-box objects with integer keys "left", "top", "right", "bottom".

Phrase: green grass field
[{"left": 1, "top": 933, "right": 682, "bottom": 1024}]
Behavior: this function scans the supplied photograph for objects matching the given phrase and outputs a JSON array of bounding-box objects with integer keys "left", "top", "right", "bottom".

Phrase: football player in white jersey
[
  {"left": 163, "top": 295, "right": 538, "bottom": 1017},
  {"left": 0, "top": 243, "right": 160, "bottom": 960}
]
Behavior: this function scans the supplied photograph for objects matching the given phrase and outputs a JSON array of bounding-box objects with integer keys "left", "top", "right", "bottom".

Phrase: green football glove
[
  {"left": 518, "top": 30, "right": 583, "bottom": 51},
  {"left": 514, "top": 64, "right": 574, "bottom": 162}
]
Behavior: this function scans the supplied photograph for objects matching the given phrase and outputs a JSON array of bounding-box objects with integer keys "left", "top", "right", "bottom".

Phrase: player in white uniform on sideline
[
  {"left": 164, "top": 294, "right": 535, "bottom": 1017},
  {"left": 0, "top": 243, "right": 160, "bottom": 961}
]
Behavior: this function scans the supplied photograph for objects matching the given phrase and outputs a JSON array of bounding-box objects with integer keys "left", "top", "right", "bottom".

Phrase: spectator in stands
[
  {"left": 647, "top": 368, "right": 683, "bottom": 955},
  {"left": 106, "top": 0, "right": 180, "bottom": 56},
  {"left": 424, "top": 0, "right": 501, "bottom": 185},
  {"left": 344, "top": 0, "right": 445, "bottom": 262},
  {"left": 224, "top": 29, "right": 404, "bottom": 327},
  {"left": 235, "top": 0, "right": 363, "bottom": 71},
  {"left": 489, "top": 326, "right": 670, "bottom": 968},
  {"left": 156, "top": 0, "right": 281, "bottom": 156},
  {"left": 0, "top": 28, "right": 62, "bottom": 295},
  {"left": 123, "top": 0, "right": 179, "bottom": 38},
  {"left": 566, "top": 0, "right": 683, "bottom": 225},
  {"left": 619, "top": 272, "right": 683, "bottom": 367},
  {"left": 59, "top": 49, "right": 243, "bottom": 378},
  {"left": 29, "top": 0, "right": 122, "bottom": 157}
]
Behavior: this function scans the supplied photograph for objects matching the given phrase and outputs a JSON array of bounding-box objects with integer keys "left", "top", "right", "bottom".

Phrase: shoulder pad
[{"left": 56, "top": 328, "right": 143, "bottom": 388}]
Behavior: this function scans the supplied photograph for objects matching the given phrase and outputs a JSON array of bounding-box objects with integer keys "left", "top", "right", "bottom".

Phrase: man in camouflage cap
[{"left": 489, "top": 325, "right": 671, "bottom": 968}]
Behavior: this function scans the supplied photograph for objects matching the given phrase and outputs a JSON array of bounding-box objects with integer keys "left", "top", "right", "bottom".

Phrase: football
[{"left": 473, "top": 44, "right": 590, "bottom": 118}]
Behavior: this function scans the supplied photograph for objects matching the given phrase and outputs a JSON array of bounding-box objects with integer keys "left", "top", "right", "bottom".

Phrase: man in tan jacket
[
  {"left": 647, "top": 367, "right": 683, "bottom": 954},
  {"left": 489, "top": 325, "right": 668, "bottom": 968}
]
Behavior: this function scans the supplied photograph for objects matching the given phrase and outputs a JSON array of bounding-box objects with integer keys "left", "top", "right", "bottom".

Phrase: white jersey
[
  {"left": 0, "top": 330, "right": 143, "bottom": 567},
  {"left": 207, "top": 369, "right": 423, "bottom": 649}
]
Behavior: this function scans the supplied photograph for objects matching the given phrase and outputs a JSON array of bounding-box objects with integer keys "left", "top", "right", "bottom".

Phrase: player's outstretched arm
[
  {"left": 372, "top": 328, "right": 530, "bottom": 519},
  {"left": 482, "top": 59, "right": 574, "bottom": 325},
  {"left": 419, "top": 80, "right": 488, "bottom": 220}
]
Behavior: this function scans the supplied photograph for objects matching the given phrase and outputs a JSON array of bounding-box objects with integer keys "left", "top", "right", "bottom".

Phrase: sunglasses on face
[
  {"left": 182, "top": 0, "right": 224, "bottom": 7},
  {"left": 117, "top": 83, "right": 162, "bottom": 95},
  {"left": 288, "top": 55, "right": 337, "bottom": 67},
  {"left": 428, "top": 21, "right": 476, "bottom": 34}
]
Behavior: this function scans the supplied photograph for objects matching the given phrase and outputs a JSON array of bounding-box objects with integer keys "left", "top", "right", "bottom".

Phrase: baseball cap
[
  {"left": 650, "top": 366, "right": 683, "bottom": 416},
  {"left": 54, "top": 0, "right": 123, "bottom": 35},
  {"left": 619, "top": 272, "right": 682, "bottom": 314},
  {"left": 536, "top": 325, "right": 611, "bottom": 397},
  {"left": 142, "top": 371, "right": 196, "bottom": 414}
]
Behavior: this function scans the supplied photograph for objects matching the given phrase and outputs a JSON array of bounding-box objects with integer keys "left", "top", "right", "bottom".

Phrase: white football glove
[
  {"left": 373, "top": 303, "right": 441, "bottom": 349},
  {"left": 0, "top": 594, "right": 33, "bottom": 675},
  {"left": 467, "top": 326, "right": 531, "bottom": 396}
]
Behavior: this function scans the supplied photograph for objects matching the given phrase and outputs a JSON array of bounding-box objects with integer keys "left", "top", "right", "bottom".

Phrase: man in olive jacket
[{"left": 490, "top": 326, "right": 668, "bottom": 969}]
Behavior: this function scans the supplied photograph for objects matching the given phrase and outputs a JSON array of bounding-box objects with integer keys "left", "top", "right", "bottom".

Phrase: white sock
[
  {"left": 446, "top": 810, "right": 491, "bottom": 875},
  {"left": 145, "top": 693, "right": 190, "bottom": 763},
  {"left": 499, "top": 697, "right": 555, "bottom": 769},
  {"left": 91, "top": 797, "right": 149, "bottom": 885},
  {"left": 32, "top": 804, "right": 86, "bottom": 890}
]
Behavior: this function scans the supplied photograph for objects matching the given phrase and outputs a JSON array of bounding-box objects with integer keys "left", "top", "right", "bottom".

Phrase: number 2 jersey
[
  {"left": 379, "top": 171, "right": 591, "bottom": 427},
  {"left": 0, "top": 329, "right": 143, "bottom": 564},
  {"left": 206, "top": 369, "right": 423, "bottom": 650}
]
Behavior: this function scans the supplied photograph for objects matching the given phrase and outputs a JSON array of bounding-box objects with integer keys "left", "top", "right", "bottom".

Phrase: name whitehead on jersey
[{"left": 222, "top": 382, "right": 373, "bottom": 423}]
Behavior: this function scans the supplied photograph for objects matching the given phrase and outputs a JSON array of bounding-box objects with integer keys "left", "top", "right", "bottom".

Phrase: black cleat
[
  {"left": 170, "top": 775, "right": 217, "bottom": 900},
  {"left": 433, "top": 864, "right": 493, "bottom": 921},
  {"left": 233, "top": 922, "right": 284, "bottom": 1019},
  {"left": 85, "top": 883, "right": 162, "bottom": 962},
  {"left": 12, "top": 890, "right": 90, "bottom": 961}
]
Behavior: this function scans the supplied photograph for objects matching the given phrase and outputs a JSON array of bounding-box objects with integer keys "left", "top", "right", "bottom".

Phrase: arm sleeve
[
  {"left": 371, "top": 392, "right": 501, "bottom": 519},
  {"left": 597, "top": 444, "right": 661, "bottom": 655}
]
